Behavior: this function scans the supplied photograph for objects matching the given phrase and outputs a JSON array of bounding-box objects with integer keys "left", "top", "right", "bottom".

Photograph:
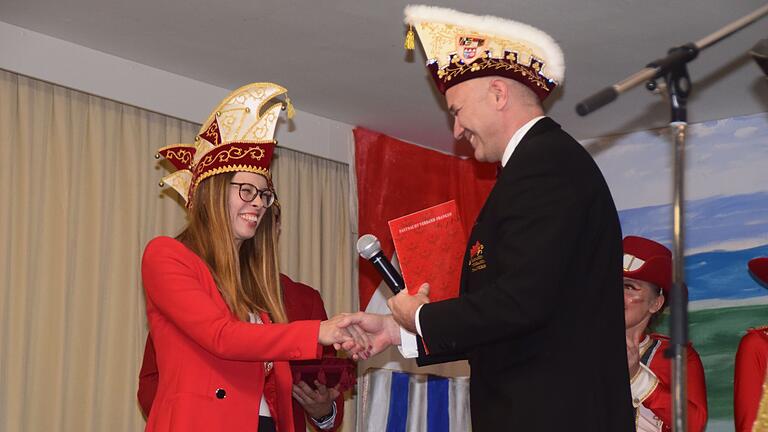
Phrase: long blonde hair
[{"left": 177, "top": 172, "right": 287, "bottom": 323}]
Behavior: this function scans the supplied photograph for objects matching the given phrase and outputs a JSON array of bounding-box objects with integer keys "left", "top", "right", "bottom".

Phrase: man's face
[{"left": 445, "top": 80, "right": 500, "bottom": 162}]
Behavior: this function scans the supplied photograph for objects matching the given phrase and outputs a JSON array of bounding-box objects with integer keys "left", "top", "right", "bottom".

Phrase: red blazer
[
  {"left": 640, "top": 334, "right": 708, "bottom": 432},
  {"left": 138, "top": 272, "right": 345, "bottom": 431},
  {"left": 141, "top": 237, "right": 321, "bottom": 432},
  {"left": 734, "top": 327, "right": 768, "bottom": 432}
]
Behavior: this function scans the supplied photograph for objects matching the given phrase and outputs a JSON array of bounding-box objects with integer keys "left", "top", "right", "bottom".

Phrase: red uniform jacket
[
  {"left": 141, "top": 237, "right": 322, "bottom": 432},
  {"left": 734, "top": 326, "right": 768, "bottom": 432},
  {"left": 637, "top": 334, "right": 708, "bottom": 432}
]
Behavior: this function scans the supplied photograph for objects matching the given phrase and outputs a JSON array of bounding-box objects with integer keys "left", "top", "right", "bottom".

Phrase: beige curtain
[
  {"left": 272, "top": 148, "right": 356, "bottom": 317},
  {"left": 0, "top": 69, "right": 356, "bottom": 431}
]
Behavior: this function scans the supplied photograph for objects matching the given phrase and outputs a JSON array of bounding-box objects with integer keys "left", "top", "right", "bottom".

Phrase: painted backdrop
[{"left": 586, "top": 112, "right": 768, "bottom": 432}]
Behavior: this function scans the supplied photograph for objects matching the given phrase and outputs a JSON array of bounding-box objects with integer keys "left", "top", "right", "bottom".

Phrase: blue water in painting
[
  {"left": 619, "top": 191, "right": 768, "bottom": 301},
  {"left": 684, "top": 245, "right": 768, "bottom": 301}
]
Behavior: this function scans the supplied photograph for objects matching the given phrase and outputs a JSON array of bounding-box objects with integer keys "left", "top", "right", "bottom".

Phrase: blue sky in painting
[
  {"left": 618, "top": 191, "right": 768, "bottom": 254},
  {"left": 585, "top": 112, "right": 768, "bottom": 211},
  {"left": 585, "top": 112, "right": 768, "bottom": 302}
]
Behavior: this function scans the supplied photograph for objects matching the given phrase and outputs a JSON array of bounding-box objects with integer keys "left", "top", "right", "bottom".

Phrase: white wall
[{"left": 0, "top": 20, "right": 352, "bottom": 164}]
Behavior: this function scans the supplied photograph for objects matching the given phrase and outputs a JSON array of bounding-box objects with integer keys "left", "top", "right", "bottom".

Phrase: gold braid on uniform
[{"left": 754, "top": 358, "right": 768, "bottom": 432}]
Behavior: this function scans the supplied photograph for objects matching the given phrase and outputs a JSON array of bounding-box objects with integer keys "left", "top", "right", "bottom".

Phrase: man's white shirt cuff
[
  {"left": 398, "top": 326, "right": 419, "bottom": 358},
  {"left": 414, "top": 304, "right": 424, "bottom": 336},
  {"left": 396, "top": 305, "right": 425, "bottom": 358}
]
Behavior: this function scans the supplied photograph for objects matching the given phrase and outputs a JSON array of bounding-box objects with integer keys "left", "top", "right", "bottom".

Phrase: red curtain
[{"left": 354, "top": 127, "right": 497, "bottom": 310}]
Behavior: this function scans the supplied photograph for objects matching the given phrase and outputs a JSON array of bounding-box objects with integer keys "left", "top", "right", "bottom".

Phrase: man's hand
[
  {"left": 626, "top": 333, "right": 641, "bottom": 380},
  {"left": 292, "top": 380, "right": 340, "bottom": 420},
  {"left": 387, "top": 283, "right": 430, "bottom": 333},
  {"left": 319, "top": 315, "right": 370, "bottom": 358},
  {"left": 336, "top": 312, "right": 401, "bottom": 359}
]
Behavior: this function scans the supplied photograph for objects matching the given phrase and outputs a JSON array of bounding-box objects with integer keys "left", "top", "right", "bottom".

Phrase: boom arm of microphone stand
[
  {"left": 575, "top": 3, "right": 768, "bottom": 116},
  {"left": 575, "top": 44, "right": 698, "bottom": 116},
  {"left": 575, "top": 68, "right": 656, "bottom": 116}
]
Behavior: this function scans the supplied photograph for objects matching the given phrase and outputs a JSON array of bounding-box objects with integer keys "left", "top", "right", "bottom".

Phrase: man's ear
[{"left": 488, "top": 79, "right": 508, "bottom": 110}]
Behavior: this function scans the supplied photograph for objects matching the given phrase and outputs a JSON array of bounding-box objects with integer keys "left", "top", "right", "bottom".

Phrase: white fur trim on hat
[{"left": 404, "top": 4, "right": 565, "bottom": 84}]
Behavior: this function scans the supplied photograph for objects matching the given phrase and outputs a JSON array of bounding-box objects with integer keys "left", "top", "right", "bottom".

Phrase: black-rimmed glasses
[{"left": 230, "top": 182, "right": 276, "bottom": 208}]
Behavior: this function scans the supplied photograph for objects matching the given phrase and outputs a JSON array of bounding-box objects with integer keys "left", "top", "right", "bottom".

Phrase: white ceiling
[{"left": 1, "top": 0, "right": 766, "bottom": 156}]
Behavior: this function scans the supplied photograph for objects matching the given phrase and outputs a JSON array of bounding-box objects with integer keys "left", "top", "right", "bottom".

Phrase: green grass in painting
[{"left": 654, "top": 304, "right": 768, "bottom": 420}]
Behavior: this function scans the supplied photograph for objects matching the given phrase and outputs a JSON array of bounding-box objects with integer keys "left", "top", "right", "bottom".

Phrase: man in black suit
[{"left": 342, "top": 5, "right": 634, "bottom": 431}]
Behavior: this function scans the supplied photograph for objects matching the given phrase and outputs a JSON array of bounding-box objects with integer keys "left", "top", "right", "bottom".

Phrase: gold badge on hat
[{"left": 457, "top": 36, "right": 485, "bottom": 61}]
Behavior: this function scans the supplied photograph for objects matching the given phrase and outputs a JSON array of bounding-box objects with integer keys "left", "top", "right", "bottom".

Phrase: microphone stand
[
  {"left": 576, "top": 5, "right": 768, "bottom": 431},
  {"left": 576, "top": 4, "right": 768, "bottom": 116}
]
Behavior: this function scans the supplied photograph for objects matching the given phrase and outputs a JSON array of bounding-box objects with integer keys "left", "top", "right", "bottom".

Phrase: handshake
[{"left": 317, "top": 283, "right": 430, "bottom": 359}]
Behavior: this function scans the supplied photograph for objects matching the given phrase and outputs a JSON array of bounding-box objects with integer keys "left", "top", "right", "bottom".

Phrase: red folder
[{"left": 388, "top": 200, "right": 464, "bottom": 302}]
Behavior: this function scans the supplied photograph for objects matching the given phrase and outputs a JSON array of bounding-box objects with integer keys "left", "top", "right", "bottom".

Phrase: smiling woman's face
[{"left": 228, "top": 171, "right": 270, "bottom": 247}]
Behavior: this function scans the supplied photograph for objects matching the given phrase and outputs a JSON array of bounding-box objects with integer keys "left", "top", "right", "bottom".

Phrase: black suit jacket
[{"left": 417, "top": 118, "right": 634, "bottom": 431}]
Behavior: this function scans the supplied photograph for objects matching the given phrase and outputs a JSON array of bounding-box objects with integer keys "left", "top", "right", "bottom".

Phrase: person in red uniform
[
  {"left": 623, "top": 236, "right": 708, "bottom": 432},
  {"left": 734, "top": 257, "right": 768, "bottom": 432},
  {"left": 143, "top": 82, "right": 365, "bottom": 432},
  {"left": 138, "top": 201, "right": 346, "bottom": 431}
]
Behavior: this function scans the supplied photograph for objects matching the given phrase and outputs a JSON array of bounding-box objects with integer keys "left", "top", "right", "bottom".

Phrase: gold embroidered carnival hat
[
  {"left": 403, "top": 5, "right": 565, "bottom": 100},
  {"left": 155, "top": 82, "right": 293, "bottom": 206}
]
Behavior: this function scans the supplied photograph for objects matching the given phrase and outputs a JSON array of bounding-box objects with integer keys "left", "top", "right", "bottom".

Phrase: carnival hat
[
  {"left": 749, "top": 257, "right": 768, "bottom": 286},
  {"left": 623, "top": 236, "right": 673, "bottom": 296},
  {"left": 403, "top": 5, "right": 564, "bottom": 100},
  {"left": 155, "top": 82, "right": 293, "bottom": 206}
]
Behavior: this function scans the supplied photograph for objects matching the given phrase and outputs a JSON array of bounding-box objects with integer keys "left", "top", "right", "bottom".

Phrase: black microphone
[{"left": 357, "top": 234, "right": 405, "bottom": 295}]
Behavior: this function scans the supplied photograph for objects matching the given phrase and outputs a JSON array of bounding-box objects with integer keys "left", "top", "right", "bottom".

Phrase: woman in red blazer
[
  {"left": 146, "top": 83, "right": 365, "bottom": 432},
  {"left": 140, "top": 200, "right": 347, "bottom": 431},
  {"left": 138, "top": 274, "right": 348, "bottom": 431}
]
